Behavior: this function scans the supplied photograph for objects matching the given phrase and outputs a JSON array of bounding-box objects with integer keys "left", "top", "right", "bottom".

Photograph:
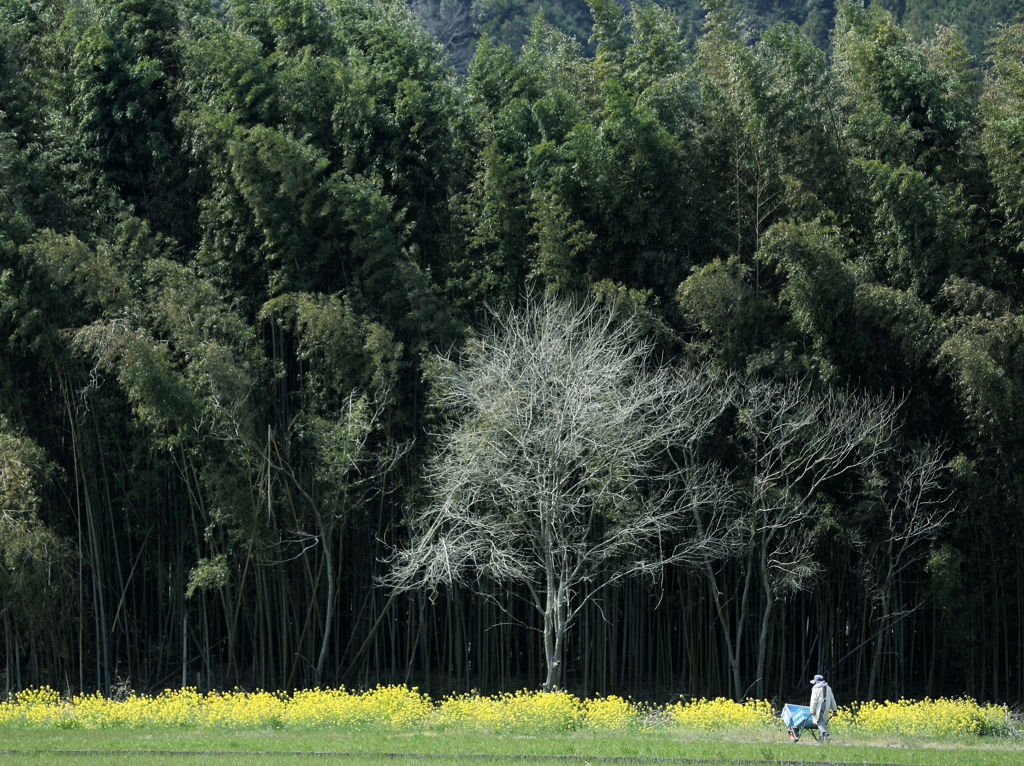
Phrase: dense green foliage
[{"left": 1, "top": 0, "right": 1024, "bottom": 707}]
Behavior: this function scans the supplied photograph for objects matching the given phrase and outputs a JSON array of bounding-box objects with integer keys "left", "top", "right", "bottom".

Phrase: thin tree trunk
[
  {"left": 702, "top": 559, "right": 752, "bottom": 701},
  {"left": 315, "top": 526, "right": 336, "bottom": 687},
  {"left": 755, "top": 594, "right": 775, "bottom": 700},
  {"left": 867, "top": 593, "right": 889, "bottom": 701},
  {"left": 182, "top": 610, "right": 188, "bottom": 688}
]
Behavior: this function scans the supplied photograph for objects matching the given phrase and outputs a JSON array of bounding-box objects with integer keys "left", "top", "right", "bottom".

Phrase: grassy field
[{"left": 2, "top": 727, "right": 1024, "bottom": 765}]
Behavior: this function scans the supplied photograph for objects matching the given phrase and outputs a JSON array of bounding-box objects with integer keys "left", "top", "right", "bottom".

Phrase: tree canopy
[{"left": 1, "top": 0, "right": 1023, "bottom": 705}]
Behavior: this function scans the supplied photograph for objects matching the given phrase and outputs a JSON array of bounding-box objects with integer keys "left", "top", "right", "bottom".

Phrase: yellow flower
[
  {"left": 664, "top": 697, "right": 777, "bottom": 732},
  {"left": 0, "top": 685, "right": 1009, "bottom": 738},
  {"left": 833, "top": 697, "right": 1009, "bottom": 738}
]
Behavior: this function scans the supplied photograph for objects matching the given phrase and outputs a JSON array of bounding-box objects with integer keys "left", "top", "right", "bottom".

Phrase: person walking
[{"left": 809, "top": 674, "right": 838, "bottom": 741}]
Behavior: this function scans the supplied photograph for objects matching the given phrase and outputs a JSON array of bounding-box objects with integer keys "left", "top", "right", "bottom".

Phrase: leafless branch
[{"left": 383, "top": 294, "right": 736, "bottom": 690}]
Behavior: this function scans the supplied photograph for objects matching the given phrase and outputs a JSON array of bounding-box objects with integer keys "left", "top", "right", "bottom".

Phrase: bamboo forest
[{"left": 1, "top": 0, "right": 1024, "bottom": 707}]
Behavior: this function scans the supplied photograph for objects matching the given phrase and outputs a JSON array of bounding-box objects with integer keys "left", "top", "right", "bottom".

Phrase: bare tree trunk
[
  {"left": 541, "top": 557, "right": 566, "bottom": 692},
  {"left": 315, "top": 527, "right": 335, "bottom": 687},
  {"left": 4, "top": 610, "right": 10, "bottom": 698},
  {"left": 702, "top": 559, "right": 751, "bottom": 702},
  {"left": 755, "top": 592, "right": 775, "bottom": 700},
  {"left": 868, "top": 594, "right": 889, "bottom": 700},
  {"left": 542, "top": 617, "right": 562, "bottom": 692}
]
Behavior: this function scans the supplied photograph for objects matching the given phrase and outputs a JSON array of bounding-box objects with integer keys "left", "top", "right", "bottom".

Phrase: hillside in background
[
  {"left": 411, "top": 0, "right": 1019, "bottom": 70},
  {"left": 414, "top": 0, "right": 1020, "bottom": 70}
]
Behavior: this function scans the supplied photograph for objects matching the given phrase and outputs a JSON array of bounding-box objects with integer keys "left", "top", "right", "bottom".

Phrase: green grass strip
[{"left": 0, "top": 751, "right": 1004, "bottom": 765}]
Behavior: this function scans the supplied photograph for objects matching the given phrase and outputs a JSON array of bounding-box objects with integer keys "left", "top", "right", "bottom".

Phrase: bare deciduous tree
[
  {"left": 693, "top": 377, "right": 903, "bottom": 701},
  {"left": 410, "top": 0, "right": 475, "bottom": 73},
  {"left": 384, "top": 294, "right": 736, "bottom": 691},
  {"left": 851, "top": 444, "right": 953, "bottom": 700}
]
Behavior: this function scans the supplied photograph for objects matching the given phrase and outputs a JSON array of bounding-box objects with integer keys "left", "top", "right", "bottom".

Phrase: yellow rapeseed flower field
[
  {"left": 663, "top": 697, "right": 778, "bottom": 732},
  {"left": 831, "top": 697, "right": 1011, "bottom": 737},
  {"left": 0, "top": 685, "right": 1011, "bottom": 738}
]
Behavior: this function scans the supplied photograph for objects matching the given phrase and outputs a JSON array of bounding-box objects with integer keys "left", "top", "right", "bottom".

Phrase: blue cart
[{"left": 781, "top": 703, "right": 819, "bottom": 742}]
